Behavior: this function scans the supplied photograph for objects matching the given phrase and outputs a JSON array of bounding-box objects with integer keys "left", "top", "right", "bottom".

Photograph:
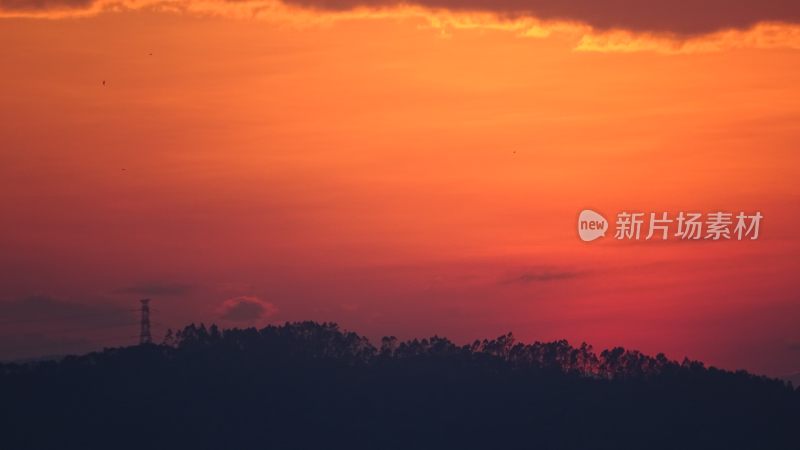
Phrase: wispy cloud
[
  {"left": 0, "top": 295, "right": 130, "bottom": 326},
  {"left": 501, "top": 268, "right": 586, "bottom": 285},
  {"left": 0, "top": 332, "right": 90, "bottom": 361},
  {"left": 0, "top": 296, "right": 134, "bottom": 360},
  {"left": 115, "top": 282, "right": 192, "bottom": 297}
]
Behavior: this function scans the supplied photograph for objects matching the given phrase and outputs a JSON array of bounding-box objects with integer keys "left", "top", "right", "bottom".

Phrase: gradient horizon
[{"left": 1, "top": 1, "right": 799, "bottom": 382}]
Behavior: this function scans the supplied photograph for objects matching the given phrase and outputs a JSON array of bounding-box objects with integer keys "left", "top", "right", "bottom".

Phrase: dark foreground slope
[{"left": 1, "top": 322, "right": 798, "bottom": 450}]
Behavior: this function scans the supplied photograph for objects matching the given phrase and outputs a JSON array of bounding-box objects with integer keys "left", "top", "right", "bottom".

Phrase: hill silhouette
[{"left": 1, "top": 321, "right": 798, "bottom": 449}]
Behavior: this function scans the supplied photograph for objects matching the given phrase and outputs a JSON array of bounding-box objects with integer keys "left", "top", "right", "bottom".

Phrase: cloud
[
  {"left": 502, "top": 269, "right": 585, "bottom": 285},
  {"left": 3, "top": 0, "right": 800, "bottom": 36},
  {"left": 115, "top": 282, "right": 192, "bottom": 297},
  {"left": 0, "top": 332, "right": 90, "bottom": 361},
  {"left": 0, "top": 295, "right": 131, "bottom": 326},
  {"left": 216, "top": 296, "right": 278, "bottom": 322},
  {"left": 0, "top": 0, "right": 93, "bottom": 12},
  {"left": 0, "top": 296, "right": 134, "bottom": 360},
  {"left": 285, "top": 0, "right": 800, "bottom": 35}
]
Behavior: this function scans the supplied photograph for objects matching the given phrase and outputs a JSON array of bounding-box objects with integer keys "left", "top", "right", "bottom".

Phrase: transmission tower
[{"left": 139, "top": 298, "right": 152, "bottom": 345}]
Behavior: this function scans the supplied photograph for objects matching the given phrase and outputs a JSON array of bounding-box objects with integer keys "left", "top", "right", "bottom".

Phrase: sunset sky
[{"left": 1, "top": 0, "right": 799, "bottom": 381}]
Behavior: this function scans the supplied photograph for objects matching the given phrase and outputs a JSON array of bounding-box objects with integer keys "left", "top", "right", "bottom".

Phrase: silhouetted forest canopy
[{"left": 2, "top": 321, "right": 798, "bottom": 449}]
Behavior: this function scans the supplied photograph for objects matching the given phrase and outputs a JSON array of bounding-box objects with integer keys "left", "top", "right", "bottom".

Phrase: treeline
[
  {"left": 159, "top": 321, "right": 786, "bottom": 383},
  {"left": 1, "top": 321, "right": 798, "bottom": 450}
]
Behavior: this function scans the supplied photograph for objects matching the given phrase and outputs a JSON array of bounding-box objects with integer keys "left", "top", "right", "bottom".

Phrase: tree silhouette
[{"left": 0, "top": 321, "right": 797, "bottom": 450}]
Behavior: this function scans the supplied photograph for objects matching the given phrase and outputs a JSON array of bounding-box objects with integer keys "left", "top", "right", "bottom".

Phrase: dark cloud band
[
  {"left": 284, "top": 0, "right": 800, "bottom": 35},
  {"left": 0, "top": 0, "right": 94, "bottom": 12},
  {"left": 2, "top": 0, "right": 800, "bottom": 35}
]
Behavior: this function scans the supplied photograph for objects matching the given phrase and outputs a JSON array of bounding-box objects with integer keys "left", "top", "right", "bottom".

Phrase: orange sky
[{"left": 1, "top": 3, "right": 799, "bottom": 380}]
